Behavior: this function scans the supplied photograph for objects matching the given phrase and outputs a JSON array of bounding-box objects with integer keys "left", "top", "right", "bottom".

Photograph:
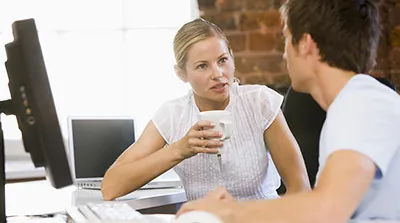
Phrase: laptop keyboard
[
  {"left": 67, "top": 202, "right": 149, "bottom": 222},
  {"left": 67, "top": 202, "right": 221, "bottom": 223}
]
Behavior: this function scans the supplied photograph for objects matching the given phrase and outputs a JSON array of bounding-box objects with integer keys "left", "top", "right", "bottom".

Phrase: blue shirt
[{"left": 318, "top": 75, "right": 400, "bottom": 220}]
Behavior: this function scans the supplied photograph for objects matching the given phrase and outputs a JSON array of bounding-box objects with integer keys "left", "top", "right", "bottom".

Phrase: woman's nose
[{"left": 211, "top": 65, "right": 223, "bottom": 80}]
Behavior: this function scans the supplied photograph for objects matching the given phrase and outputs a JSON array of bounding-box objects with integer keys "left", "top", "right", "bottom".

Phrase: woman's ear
[{"left": 174, "top": 65, "right": 187, "bottom": 83}]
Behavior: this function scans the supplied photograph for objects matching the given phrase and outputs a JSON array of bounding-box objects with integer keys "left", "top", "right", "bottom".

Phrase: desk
[
  {"left": 72, "top": 186, "right": 187, "bottom": 214},
  {"left": 6, "top": 180, "right": 187, "bottom": 217},
  {"left": 5, "top": 181, "right": 399, "bottom": 223}
]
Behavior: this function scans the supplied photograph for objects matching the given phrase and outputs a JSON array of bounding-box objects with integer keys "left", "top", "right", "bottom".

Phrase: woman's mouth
[{"left": 211, "top": 83, "right": 228, "bottom": 93}]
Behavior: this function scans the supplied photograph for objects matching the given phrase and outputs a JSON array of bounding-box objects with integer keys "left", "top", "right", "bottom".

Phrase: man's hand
[
  {"left": 205, "top": 187, "right": 236, "bottom": 202},
  {"left": 176, "top": 187, "right": 237, "bottom": 222}
]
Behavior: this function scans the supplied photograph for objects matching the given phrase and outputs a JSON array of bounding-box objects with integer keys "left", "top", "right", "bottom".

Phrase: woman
[{"left": 101, "top": 18, "right": 310, "bottom": 201}]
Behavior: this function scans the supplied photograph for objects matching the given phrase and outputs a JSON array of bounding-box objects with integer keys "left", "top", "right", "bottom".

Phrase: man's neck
[{"left": 309, "top": 66, "right": 356, "bottom": 111}]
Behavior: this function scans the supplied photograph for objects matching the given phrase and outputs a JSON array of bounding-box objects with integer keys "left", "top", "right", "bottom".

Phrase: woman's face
[{"left": 182, "top": 36, "right": 235, "bottom": 104}]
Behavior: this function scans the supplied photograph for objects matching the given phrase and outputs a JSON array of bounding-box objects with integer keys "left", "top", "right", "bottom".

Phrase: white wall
[{"left": 1, "top": 0, "right": 199, "bottom": 162}]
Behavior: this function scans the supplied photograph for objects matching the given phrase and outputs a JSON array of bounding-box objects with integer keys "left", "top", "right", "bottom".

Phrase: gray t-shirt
[{"left": 318, "top": 74, "right": 400, "bottom": 220}]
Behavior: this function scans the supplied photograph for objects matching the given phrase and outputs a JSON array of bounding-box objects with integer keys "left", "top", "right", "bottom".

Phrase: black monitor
[{"left": 0, "top": 18, "right": 73, "bottom": 221}]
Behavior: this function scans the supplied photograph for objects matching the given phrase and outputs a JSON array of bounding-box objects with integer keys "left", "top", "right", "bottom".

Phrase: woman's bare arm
[
  {"left": 101, "top": 121, "right": 183, "bottom": 200},
  {"left": 264, "top": 110, "right": 311, "bottom": 194},
  {"left": 101, "top": 120, "right": 222, "bottom": 200}
]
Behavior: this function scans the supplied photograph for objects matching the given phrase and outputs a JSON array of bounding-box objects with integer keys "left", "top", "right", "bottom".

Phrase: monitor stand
[{"left": 0, "top": 99, "right": 16, "bottom": 223}]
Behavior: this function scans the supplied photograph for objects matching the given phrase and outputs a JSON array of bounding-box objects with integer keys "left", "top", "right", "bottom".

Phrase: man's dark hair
[{"left": 281, "top": 0, "right": 381, "bottom": 74}]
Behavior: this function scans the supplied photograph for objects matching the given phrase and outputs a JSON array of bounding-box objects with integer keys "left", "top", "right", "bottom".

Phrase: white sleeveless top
[{"left": 152, "top": 83, "right": 283, "bottom": 201}]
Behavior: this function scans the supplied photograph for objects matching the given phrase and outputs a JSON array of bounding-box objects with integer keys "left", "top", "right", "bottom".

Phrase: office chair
[
  {"left": 277, "top": 87, "right": 326, "bottom": 194},
  {"left": 375, "top": 77, "right": 397, "bottom": 91},
  {"left": 276, "top": 76, "right": 396, "bottom": 195}
]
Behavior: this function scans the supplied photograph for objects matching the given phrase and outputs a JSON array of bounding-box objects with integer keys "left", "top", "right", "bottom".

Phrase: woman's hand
[{"left": 172, "top": 120, "right": 224, "bottom": 159}]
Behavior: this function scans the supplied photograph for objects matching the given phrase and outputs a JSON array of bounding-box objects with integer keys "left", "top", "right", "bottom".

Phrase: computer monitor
[{"left": 0, "top": 18, "right": 73, "bottom": 221}]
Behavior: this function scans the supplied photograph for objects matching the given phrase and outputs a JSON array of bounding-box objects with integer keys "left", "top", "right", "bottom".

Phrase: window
[{"left": 0, "top": 0, "right": 198, "bottom": 158}]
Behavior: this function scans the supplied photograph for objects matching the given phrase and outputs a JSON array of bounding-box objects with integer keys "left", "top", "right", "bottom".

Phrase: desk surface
[
  {"left": 6, "top": 181, "right": 399, "bottom": 223},
  {"left": 6, "top": 180, "right": 187, "bottom": 217}
]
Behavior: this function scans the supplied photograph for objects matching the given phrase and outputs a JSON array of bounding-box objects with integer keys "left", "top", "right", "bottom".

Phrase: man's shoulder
[
  {"left": 344, "top": 75, "right": 397, "bottom": 100},
  {"left": 330, "top": 76, "right": 400, "bottom": 115},
  {"left": 325, "top": 80, "right": 400, "bottom": 136}
]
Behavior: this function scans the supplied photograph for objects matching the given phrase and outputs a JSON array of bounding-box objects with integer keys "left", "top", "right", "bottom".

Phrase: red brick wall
[
  {"left": 198, "top": 0, "right": 400, "bottom": 93},
  {"left": 388, "top": 0, "right": 400, "bottom": 91}
]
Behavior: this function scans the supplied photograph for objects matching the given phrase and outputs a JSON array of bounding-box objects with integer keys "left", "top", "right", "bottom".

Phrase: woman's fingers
[
  {"left": 189, "top": 138, "right": 223, "bottom": 148},
  {"left": 182, "top": 121, "right": 225, "bottom": 157},
  {"left": 193, "top": 146, "right": 220, "bottom": 154},
  {"left": 192, "top": 120, "right": 215, "bottom": 131},
  {"left": 191, "top": 130, "right": 222, "bottom": 140}
]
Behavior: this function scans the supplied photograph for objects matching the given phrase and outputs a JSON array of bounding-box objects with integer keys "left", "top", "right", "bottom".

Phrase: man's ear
[
  {"left": 300, "top": 33, "right": 317, "bottom": 57},
  {"left": 174, "top": 65, "right": 187, "bottom": 83}
]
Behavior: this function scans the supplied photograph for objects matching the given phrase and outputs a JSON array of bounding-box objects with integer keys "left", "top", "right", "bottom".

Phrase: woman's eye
[
  {"left": 219, "top": 57, "right": 228, "bottom": 63},
  {"left": 197, "top": 64, "right": 207, "bottom": 69}
]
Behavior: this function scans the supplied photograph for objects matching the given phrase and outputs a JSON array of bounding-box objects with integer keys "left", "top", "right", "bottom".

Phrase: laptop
[{"left": 67, "top": 116, "right": 182, "bottom": 190}]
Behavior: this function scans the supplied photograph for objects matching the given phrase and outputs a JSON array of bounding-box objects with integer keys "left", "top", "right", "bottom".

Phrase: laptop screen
[{"left": 69, "top": 118, "right": 135, "bottom": 179}]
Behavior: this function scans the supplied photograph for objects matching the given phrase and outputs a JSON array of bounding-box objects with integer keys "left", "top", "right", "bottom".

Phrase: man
[{"left": 176, "top": 0, "right": 400, "bottom": 222}]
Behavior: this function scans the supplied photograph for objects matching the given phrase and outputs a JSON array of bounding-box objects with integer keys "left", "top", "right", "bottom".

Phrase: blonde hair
[{"left": 173, "top": 18, "right": 233, "bottom": 70}]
